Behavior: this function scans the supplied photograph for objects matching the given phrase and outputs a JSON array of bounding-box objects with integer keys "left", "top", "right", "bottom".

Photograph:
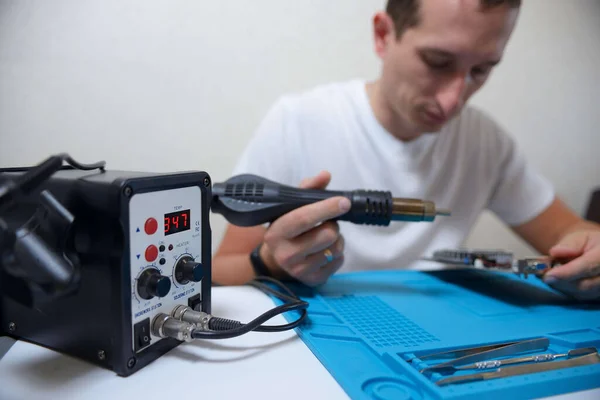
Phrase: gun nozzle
[
  {"left": 436, "top": 208, "right": 452, "bottom": 216},
  {"left": 392, "top": 198, "right": 451, "bottom": 222}
]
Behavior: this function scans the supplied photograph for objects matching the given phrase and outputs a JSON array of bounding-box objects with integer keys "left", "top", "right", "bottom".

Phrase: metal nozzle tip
[{"left": 436, "top": 208, "right": 451, "bottom": 216}]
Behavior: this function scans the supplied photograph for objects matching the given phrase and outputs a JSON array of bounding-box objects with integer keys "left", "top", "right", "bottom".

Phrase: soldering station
[{"left": 0, "top": 153, "right": 450, "bottom": 377}]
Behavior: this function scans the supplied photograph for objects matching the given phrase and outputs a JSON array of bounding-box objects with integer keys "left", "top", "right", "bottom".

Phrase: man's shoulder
[
  {"left": 243, "top": 80, "right": 364, "bottom": 153},
  {"left": 282, "top": 79, "right": 364, "bottom": 101},
  {"left": 274, "top": 79, "right": 364, "bottom": 116}
]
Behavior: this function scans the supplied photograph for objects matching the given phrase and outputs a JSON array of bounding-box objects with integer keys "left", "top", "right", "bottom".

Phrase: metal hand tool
[
  {"left": 409, "top": 339, "right": 524, "bottom": 363},
  {"left": 446, "top": 347, "right": 596, "bottom": 372},
  {"left": 435, "top": 349, "right": 600, "bottom": 386},
  {"left": 420, "top": 338, "right": 550, "bottom": 375}
]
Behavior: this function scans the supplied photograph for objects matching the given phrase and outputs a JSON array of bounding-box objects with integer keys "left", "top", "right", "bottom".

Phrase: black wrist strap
[{"left": 250, "top": 243, "right": 273, "bottom": 278}]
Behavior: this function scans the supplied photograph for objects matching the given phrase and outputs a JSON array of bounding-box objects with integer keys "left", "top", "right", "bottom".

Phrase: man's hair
[{"left": 386, "top": 0, "right": 521, "bottom": 38}]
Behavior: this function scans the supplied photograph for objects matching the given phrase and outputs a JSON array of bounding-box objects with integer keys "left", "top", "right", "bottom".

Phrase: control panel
[{"left": 128, "top": 185, "right": 203, "bottom": 353}]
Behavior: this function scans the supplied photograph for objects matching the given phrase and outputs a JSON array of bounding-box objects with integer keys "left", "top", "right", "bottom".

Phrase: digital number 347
[{"left": 165, "top": 213, "right": 188, "bottom": 231}]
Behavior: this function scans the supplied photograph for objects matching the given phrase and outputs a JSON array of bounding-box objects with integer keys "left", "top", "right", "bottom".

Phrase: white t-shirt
[{"left": 232, "top": 80, "right": 555, "bottom": 273}]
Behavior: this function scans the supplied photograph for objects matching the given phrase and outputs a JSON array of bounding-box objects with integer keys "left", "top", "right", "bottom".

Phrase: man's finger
[
  {"left": 544, "top": 249, "right": 600, "bottom": 282},
  {"left": 577, "top": 275, "right": 600, "bottom": 296},
  {"left": 299, "top": 170, "right": 331, "bottom": 190},
  {"left": 285, "top": 235, "right": 344, "bottom": 279},
  {"left": 549, "top": 233, "right": 589, "bottom": 258},
  {"left": 545, "top": 278, "right": 577, "bottom": 297},
  {"left": 548, "top": 246, "right": 582, "bottom": 259},
  {"left": 544, "top": 272, "right": 600, "bottom": 301},
  {"left": 267, "top": 196, "right": 351, "bottom": 240},
  {"left": 269, "top": 223, "right": 340, "bottom": 267},
  {"left": 300, "top": 235, "right": 345, "bottom": 275},
  {"left": 301, "top": 256, "right": 344, "bottom": 287},
  {"left": 291, "top": 221, "right": 340, "bottom": 257}
]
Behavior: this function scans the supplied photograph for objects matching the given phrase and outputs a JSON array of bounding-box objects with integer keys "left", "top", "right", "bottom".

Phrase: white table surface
[{"left": 1, "top": 285, "right": 599, "bottom": 400}]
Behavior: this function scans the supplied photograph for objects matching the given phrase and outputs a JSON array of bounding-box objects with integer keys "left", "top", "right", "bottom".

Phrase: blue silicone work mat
[{"left": 271, "top": 268, "right": 600, "bottom": 400}]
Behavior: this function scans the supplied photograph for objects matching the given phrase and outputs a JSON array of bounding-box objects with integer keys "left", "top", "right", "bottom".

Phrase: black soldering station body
[{"left": 0, "top": 168, "right": 212, "bottom": 376}]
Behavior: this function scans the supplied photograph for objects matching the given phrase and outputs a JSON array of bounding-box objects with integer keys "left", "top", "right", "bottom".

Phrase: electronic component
[
  {"left": 424, "top": 248, "right": 562, "bottom": 278},
  {"left": 210, "top": 173, "right": 451, "bottom": 227},
  {"left": 426, "top": 249, "right": 514, "bottom": 268},
  {"left": 512, "top": 256, "right": 563, "bottom": 278}
]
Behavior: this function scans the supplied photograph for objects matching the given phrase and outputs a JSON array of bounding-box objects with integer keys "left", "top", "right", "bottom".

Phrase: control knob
[
  {"left": 137, "top": 268, "right": 171, "bottom": 300},
  {"left": 175, "top": 256, "right": 203, "bottom": 285}
]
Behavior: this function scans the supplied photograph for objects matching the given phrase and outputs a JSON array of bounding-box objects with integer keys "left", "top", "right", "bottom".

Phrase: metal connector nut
[
  {"left": 171, "top": 305, "right": 212, "bottom": 331},
  {"left": 151, "top": 313, "right": 194, "bottom": 342}
]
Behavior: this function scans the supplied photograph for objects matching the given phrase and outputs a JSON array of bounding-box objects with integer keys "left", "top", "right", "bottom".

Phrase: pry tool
[
  {"left": 456, "top": 347, "right": 597, "bottom": 370},
  {"left": 435, "top": 349, "right": 600, "bottom": 386},
  {"left": 420, "top": 338, "right": 550, "bottom": 375}
]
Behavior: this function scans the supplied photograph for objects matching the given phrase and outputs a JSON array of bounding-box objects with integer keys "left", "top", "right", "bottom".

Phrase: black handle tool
[{"left": 211, "top": 174, "right": 451, "bottom": 227}]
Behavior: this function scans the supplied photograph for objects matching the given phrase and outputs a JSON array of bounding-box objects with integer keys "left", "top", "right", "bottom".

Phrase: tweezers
[
  {"left": 420, "top": 337, "right": 550, "bottom": 375},
  {"left": 436, "top": 350, "right": 600, "bottom": 386},
  {"left": 412, "top": 339, "right": 524, "bottom": 362}
]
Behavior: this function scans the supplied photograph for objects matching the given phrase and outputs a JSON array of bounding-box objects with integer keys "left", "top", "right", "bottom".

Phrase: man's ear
[{"left": 373, "top": 12, "right": 396, "bottom": 59}]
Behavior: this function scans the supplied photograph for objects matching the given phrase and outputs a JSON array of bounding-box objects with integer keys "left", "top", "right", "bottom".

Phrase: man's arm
[
  {"left": 212, "top": 224, "right": 267, "bottom": 285},
  {"left": 512, "top": 196, "right": 600, "bottom": 300},
  {"left": 512, "top": 196, "right": 600, "bottom": 254}
]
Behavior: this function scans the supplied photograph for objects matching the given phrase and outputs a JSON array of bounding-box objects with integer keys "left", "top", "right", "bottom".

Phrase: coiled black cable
[
  {"left": 0, "top": 153, "right": 105, "bottom": 211},
  {"left": 0, "top": 153, "right": 105, "bottom": 173},
  {"left": 191, "top": 276, "right": 308, "bottom": 339}
]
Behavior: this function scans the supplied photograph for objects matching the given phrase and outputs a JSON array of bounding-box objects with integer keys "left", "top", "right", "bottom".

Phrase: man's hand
[
  {"left": 542, "top": 230, "right": 600, "bottom": 301},
  {"left": 259, "top": 171, "right": 351, "bottom": 287}
]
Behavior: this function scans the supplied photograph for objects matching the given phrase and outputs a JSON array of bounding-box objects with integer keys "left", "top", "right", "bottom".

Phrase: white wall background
[{"left": 1, "top": 0, "right": 599, "bottom": 258}]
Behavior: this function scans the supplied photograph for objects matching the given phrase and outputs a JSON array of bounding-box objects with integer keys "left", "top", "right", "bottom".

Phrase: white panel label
[{"left": 128, "top": 185, "right": 203, "bottom": 352}]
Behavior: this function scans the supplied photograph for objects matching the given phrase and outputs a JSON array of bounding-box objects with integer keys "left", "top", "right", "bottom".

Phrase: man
[{"left": 213, "top": 0, "right": 600, "bottom": 300}]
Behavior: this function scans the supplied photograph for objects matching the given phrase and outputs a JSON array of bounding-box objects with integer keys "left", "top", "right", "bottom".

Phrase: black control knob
[
  {"left": 137, "top": 268, "right": 171, "bottom": 300},
  {"left": 174, "top": 256, "right": 203, "bottom": 285}
]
